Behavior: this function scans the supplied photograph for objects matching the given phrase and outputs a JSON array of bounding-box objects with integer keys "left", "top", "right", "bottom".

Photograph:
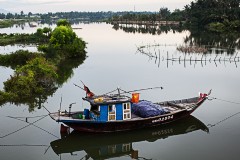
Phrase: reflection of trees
[
  {"left": 0, "top": 84, "right": 57, "bottom": 112},
  {"left": 112, "top": 24, "right": 183, "bottom": 35},
  {"left": 184, "top": 29, "right": 240, "bottom": 55},
  {"left": 56, "top": 56, "right": 86, "bottom": 86},
  {"left": 0, "top": 57, "right": 58, "bottom": 112},
  {"left": 115, "top": 22, "right": 240, "bottom": 55},
  {"left": 0, "top": 56, "right": 86, "bottom": 111}
]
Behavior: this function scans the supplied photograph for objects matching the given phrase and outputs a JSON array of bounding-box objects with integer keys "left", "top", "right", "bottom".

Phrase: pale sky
[{"left": 0, "top": 0, "right": 193, "bottom": 13}]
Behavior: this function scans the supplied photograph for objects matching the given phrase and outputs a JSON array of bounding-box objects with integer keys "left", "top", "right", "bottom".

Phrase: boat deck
[{"left": 49, "top": 96, "right": 200, "bottom": 122}]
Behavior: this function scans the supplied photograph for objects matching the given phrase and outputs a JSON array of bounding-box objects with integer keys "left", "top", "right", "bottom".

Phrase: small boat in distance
[{"left": 49, "top": 85, "right": 211, "bottom": 132}]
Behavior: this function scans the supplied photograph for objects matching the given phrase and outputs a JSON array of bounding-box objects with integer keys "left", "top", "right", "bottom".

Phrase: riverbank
[
  {"left": 111, "top": 20, "right": 182, "bottom": 26},
  {"left": 0, "top": 19, "right": 27, "bottom": 28}
]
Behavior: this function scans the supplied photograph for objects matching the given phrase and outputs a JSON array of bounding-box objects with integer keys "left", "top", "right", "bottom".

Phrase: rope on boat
[
  {"left": 101, "top": 86, "right": 163, "bottom": 97},
  {"left": 102, "top": 88, "right": 118, "bottom": 95},
  {"left": 7, "top": 115, "right": 59, "bottom": 139},
  {"left": 207, "top": 96, "right": 240, "bottom": 105},
  {"left": 120, "top": 86, "right": 164, "bottom": 94},
  {"left": 0, "top": 115, "right": 48, "bottom": 139},
  {"left": 1, "top": 115, "right": 59, "bottom": 139},
  {"left": 0, "top": 144, "right": 48, "bottom": 147},
  {"left": 7, "top": 114, "right": 48, "bottom": 119},
  {"left": 207, "top": 111, "right": 240, "bottom": 128},
  {"left": 42, "top": 105, "right": 51, "bottom": 114},
  {"left": 206, "top": 95, "right": 240, "bottom": 128}
]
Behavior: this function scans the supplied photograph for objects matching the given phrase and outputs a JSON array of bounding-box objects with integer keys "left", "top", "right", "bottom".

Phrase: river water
[{"left": 0, "top": 23, "right": 240, "bottom": 160}]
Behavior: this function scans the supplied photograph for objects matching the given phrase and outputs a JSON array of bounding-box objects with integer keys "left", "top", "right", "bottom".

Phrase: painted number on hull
[{"left": 152, "top": 115, "right": 174, "bottom": 123}]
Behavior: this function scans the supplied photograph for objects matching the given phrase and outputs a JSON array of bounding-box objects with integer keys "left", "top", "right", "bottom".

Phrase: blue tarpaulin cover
[{"left": 132, "top": 100, "right": 168, "bottom": 118}]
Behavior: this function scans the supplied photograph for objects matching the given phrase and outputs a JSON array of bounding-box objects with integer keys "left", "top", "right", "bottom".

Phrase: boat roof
[{"left": 82, "top": 94, "right": 131, "bottom": 105}]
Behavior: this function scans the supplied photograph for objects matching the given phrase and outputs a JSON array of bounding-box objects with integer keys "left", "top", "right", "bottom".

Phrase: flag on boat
[{"left": 84, "top": 85, "right": 94, "bottom": 98}]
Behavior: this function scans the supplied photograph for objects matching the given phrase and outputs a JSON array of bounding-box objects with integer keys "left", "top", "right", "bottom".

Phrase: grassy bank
[{"left": 0, "top": 19, "right": 26, "bottom": 28}]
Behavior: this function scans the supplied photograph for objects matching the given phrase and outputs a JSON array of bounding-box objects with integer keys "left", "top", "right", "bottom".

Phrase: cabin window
[
  {"left": 108, "top": 104, "right": 116, "bottom": 121},
  {"left": 122, "top": 143, "right": 131, "bottom": 152},
  {"left": 108, "top": 145, "right": 116, "bottom": 154},
  {"left": 123, "top": 103, "right": 131, "bottom": 120},
  {"left": 90, "top": 104, "right": 100, "bottom": 112},
  {"left": 123, "top": 103, "right": 130, "bottom": 110},
  {"left": 108, "top": 104, "right": 115, "bottom": 112}
]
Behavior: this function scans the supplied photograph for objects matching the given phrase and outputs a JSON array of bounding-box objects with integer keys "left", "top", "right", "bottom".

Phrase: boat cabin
[{"left": 83, "top": 94, "right": 139, "bottom": 122}]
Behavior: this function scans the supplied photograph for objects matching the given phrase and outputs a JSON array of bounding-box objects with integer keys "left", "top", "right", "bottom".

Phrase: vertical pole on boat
[
  {"left": 58, "top": 95, "right": 63, "bottom": 120},
  {"left": 117, "top": 87, "right": 121, "bottom": 97},
  {"left": 68, "top": 102, "right": 76, "bottom": 117}
]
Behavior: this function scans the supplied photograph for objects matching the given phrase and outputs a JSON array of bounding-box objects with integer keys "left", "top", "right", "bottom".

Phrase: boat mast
[{"left": 117, "top": 87, "right": 121, "bottom": 97}]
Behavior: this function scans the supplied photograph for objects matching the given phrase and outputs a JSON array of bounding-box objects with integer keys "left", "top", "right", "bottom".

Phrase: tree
[
  {"left": 35, "top": 28, "right": 43, "bottom": 36},
  {"left": 42, "top": 27, "right": 52, "bottom": 37},
  {"left": 28, "top": 12, "right": 33, "bottom": 18},
  {"left": 20, "top": 11, "right": 24, "bottom": 17},
  {"left": 159, "top": 7, "right": 171, "bottom": 20},
  {"left": 49, "top": 26, "right": 75, "bottom": 49},
  {"left": 184, "top": 0, "right": 240, "bottom": 30},
  {"left": 0, "top": 13, "right": 5, "bottom": 19},
  {"left": 6, "top": 13, "right": 14, "bottom": 19},
  {"left": 56, "top": 19, "right": 71, "bottom": 27},
  {"left": 40, "top": 19, "right": 86, "bottom": 59}
]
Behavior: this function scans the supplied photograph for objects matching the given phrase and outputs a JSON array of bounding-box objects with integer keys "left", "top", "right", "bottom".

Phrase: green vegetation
[
  {"left": 0, "top": 11, "right": 151, "bottom": 26},
  {"left": 110, "top": 0, "right": 240, "bottom": 33},
  {"left": 0, "top": 57, "right": 58, "bottom": 111},
  {"left": 0, "top": 29, "right": 50, "bottom": 46},
  {"left": 0, "top": 20, "right": 13, "bottom": 28},
  {"left": 38, "top": 19, "right": 86, "bottom": 61},
  {"left": 0, "top": 19, "right": 86, "bottom": 111},
  {"left": 110, "top": 8, "right": 184, "bottom": 22},
  {"left": 183, "top": 28, "right": 240, "bottom": 54},
  {"left": 1, "top": 1, "right": 239, "bottom": 32},
  {"left": 0, "top": 19, "right": 25, "bottom": 28},
  {"left": 184, "top": 0, "right": 240, "bottom": 32},
  {"left": 113, "top": 24, "right": 183, "bottom": 35},
  {"left": 0, "top": 50, "right": 43, "bottom": 69}
]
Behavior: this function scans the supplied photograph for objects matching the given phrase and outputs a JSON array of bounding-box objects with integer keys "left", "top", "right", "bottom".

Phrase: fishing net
[{"left": 132, "top": 100, "right": 169, "bottom": 118}]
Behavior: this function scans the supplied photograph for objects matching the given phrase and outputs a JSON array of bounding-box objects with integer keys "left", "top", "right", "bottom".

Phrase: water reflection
[
  {"left": 112, "top": 24, "right": 240, "bottom": 55},
  {"left": 185, "top": 29, "right": 240, "bottom": 55},
  {"left": 56, "top": 57, "right": 86, "bottom": 86},
  {"left": 50, "top": 115, "right": 208, "bottom": 159},
  {"left": 0, "top": 56, "right": 86, "bottom": 111},
  {"left": 112, "top": 23, "right": 183, "bottom": 35}
]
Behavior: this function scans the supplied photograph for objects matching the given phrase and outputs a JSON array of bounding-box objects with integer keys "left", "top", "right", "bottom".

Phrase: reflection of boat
[
  {"left": 29, "top": 22, "right": 37, "bottom": 27},
  {"left": 50, "top": 86, "right": 210, "bottom": 132},
  {"left": 50, "top": 115, "right": 208, "bottom": 159}
]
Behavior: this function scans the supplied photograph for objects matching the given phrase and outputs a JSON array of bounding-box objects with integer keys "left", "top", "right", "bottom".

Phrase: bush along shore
[
  {"left": 0, "top": 19, "right": 87, "bottom": 111},
  {"left": 0, "top": 27, "right": 51, "bottom": 46}
]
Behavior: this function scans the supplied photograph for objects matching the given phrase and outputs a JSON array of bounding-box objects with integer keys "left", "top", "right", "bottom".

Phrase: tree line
[
  {"left": 184, "top": 0, "right": 240, "bottom": 32},
  {"left": 110, "top": 8, "right": 184, "bottom": 22},
  {"left": 0, "top": 11, "right": 34, "bottom": 19},
  {"left": 0, "top": 0, "right": 239, "bottom": 32},
  {"left": 111, "top": 0, "right": 240, "bottom": 32},
  {"left": 0, "top": 11, "right": 154, "bottom": 21}
]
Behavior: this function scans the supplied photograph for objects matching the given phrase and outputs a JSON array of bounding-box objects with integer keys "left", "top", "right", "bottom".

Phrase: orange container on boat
[{"left": 131, "top": 93, "right": 140, "bottom": 103}]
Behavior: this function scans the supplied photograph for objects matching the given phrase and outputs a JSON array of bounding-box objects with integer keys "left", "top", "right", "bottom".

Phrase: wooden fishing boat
[
  {"left": 50, "top": 115, "right": 209, "bottom": 159},
  {"left": 49, "top": 86, "right": 210, "bottom": 133}
]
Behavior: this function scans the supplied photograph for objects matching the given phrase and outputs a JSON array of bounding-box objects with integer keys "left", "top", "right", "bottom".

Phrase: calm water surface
[{"left": 0, "top": 23, "right": 240, "bottom": 160}]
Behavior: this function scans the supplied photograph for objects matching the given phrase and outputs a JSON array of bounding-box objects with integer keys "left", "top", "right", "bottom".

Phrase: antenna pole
[
  {"left": 117, "top": 87, "right": 121, "bottom": 96},
  {"left": 58, "top": 96, "right": 63, "bottom": 120},
  {"left": 121, "top": 86, "right": 164, "bottom": 94}
]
